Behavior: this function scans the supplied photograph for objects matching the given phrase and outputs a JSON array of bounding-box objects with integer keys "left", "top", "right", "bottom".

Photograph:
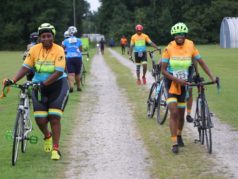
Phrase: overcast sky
[{"left": 87, "top": 0, "right": 101, "bottom": 12}]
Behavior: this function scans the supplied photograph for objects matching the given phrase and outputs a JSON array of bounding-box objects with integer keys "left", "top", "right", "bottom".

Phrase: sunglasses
[{"left": 174, "top": 33, "right": 186, "bottom": 37}]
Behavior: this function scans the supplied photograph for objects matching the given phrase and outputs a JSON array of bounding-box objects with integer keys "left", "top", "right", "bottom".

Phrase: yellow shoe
[
  {"left": 44, "top": 137, "right": 52, "bottom": 152},
  {"left": 51, "top": 150, "right": 61, "bottom": 160}
]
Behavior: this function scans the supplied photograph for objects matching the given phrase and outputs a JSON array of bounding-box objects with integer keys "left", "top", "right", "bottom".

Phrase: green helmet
[
  {"left": 38, "top": 23, "right": 56, "bottom": 36},
  {"left": 170, "top": 22, "right": 188, "bottom": 35}
]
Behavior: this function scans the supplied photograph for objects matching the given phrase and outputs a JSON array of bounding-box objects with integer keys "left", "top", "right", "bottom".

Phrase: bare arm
[
  {"left": 12, "top": 66, "right": 30, "bottom": 82},
  {"left": 150, "top": 42, "right": 161, "bottom": 53},
  {"left": 197, "top": 58, "right": 215, "bottom": 81}
]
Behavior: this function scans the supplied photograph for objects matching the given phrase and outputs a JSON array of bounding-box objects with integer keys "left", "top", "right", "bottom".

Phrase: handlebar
[
  {"left": 188, "top": 77, "right": 220, "bottom": 93},
  {"left": 1, "top": 81, "right": 40, "bottom": 98},
  {"left": 147, "top": 49, "right": 161, "bottom": 59}
]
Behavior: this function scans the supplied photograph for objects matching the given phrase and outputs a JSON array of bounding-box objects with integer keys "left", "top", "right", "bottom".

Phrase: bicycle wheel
[
  {"left": 195, "top": 97, "right": 204, "bottom": 144},
  {"left": 147, "top": 83, "right": 157, "bottom": 118},
  {"left": 156, "top": 83, "right": 168, "bottom": 124},
  {"left": 12, "top": 111, "right": 23, "bottom": 166},
  {"left": 21, "top": 105, "right": 31, "bottom": 153},
  {"left": 203, "top": 100, "right": 212, "bottom": 153},
  {"left": 80, "top": 63, "right": 86, "bottom": 86}
]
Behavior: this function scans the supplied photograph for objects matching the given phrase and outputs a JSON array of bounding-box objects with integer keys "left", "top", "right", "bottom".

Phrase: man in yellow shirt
[
  {"left": 129, "top": 24, "right": 160, "bottom": 85},
  {"left": 161, "top": 22, "right": 215, "bottom": 154}
]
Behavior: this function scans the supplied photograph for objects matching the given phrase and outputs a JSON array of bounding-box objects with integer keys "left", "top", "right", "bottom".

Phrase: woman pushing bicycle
[
  {"left": 161, "top": 22, "right": 216, "bottom": 154},
  {"left": 3, "top": 23, "right": 69, "bottom": 160}
]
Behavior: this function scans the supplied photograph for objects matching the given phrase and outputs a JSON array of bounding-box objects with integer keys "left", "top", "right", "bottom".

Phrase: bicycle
[
  {"left": 146, "top": 49, "right": 168, "bottom": 125},
  {"left": 189, "top": 76, "right": 220, "bottom": 154},
  {"left": 81, "top": 52, "right": 88, "bottom": 86},
  {"left": 2, "top": 81, "right": 38, "bottom": 165}
]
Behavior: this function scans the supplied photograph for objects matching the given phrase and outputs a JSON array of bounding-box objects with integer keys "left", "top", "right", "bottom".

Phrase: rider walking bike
[
  {"left": 62, "top": 26, "right": 83, "bottom": 92},
  {"left": 161, "top": 22, "right": 216, "bottom": 154},
  {"left": 4, "top": 23, "right": 69, "bottom": 160},
  {"left": 129, "top": 24, "right": 161, "bottom": 85}
]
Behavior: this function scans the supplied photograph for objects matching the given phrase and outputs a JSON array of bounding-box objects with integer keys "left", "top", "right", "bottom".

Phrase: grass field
[
  {"left": 114, "top": 45, "right": 238, "bottom": 129},
  {"left": 0, "top": 50, "right": 94, "bottom": 179}
]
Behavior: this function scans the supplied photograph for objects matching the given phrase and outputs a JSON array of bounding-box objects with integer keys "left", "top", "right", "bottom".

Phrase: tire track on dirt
[
  {"left": 108, "top": 48, "right": 238, "bottom": 179},
  {"left": 64, "top": 53, "right": 151, "bottom": 179}
]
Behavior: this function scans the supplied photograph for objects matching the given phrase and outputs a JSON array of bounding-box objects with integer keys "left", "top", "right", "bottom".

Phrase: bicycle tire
[
  {"left": 21, "top": 103, "right": 31, "bottom": 153},
  {"left": 147, "top": 83, "right": 157, "bottom": 118},
  {"left": 203, "top": 100, "right": 212, "bottom": 153},
  {"left": 12, "top": 111, "right": 23, "bottom": 166},
  {"left": 80, "top": 63, "right": 86, "bottom": 86},
  {"left": 195, "top": 97, "right": 204, "bottom": 144},
  {"left": 157, "top": 84, "right": 168, "bottom": 125}
]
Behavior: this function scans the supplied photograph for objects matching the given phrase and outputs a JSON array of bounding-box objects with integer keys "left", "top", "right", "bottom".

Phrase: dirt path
[
  {"left": 108, "top": 48, "right": 238, "bottom": 179},
  {"left": 64, "top": 53, "right": 151, "bottom": 179}
]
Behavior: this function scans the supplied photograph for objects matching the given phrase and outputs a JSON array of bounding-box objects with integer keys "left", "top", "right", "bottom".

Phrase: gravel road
[{"left": 64, "top": 53, "right": 151, "bottom": 179}]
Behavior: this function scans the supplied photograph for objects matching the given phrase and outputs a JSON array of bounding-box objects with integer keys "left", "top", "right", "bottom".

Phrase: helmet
[
  {"left": 64, "top": 31, "right": 70, "bottom": 38},
  {"left": 170, "top": 22, "right": 188, "bottom": 35},
  {"left": 30, "top": 32, "right": 39, "bottom": 42},
  {"left": 135, "top": 24, "right": 143, "bottom": 31},
  {"left": 38, "top": 23, "right": 56, "bottom": 36},
  {"left": 68, "top": 26, "right": 77, "bottom": 36}
]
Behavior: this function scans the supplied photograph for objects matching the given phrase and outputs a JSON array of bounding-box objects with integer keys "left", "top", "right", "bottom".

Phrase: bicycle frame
[
  {"left": 189, "top": 77, "right": 220, "bottom": 153},
  {"left": 3, "top": 82, "right": 39, "bottom": 165}
]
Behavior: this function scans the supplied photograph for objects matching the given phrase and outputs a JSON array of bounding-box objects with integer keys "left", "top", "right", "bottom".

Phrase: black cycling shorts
[
  {"left": 32, "top": 78, "right": 69, "bottom": 118},
  {"left": 66, "top": 57, "right": 82, "bottom": 75},
  {"left": 134, "top": 52, "right": 147, "bottom": 64},
  {"left": 164, "top": 77, "right": 187, "bottom": 108}
]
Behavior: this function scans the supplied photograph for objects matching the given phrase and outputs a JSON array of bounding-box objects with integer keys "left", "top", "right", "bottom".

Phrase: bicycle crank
[{"left": 29, "top": 135, "right": 38, "bottom": 144}]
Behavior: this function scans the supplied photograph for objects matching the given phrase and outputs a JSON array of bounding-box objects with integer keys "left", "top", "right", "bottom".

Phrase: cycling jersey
[
  {"left": 23, "top": 43, "right": 67, "bottom": 83},
  {"left": 120, "top": 38, "right": 127, "bottom": 45},
  {"left": 162, "top": 39, "right": 201, "bottom": 76},
  {"left": 130, "top": 33, "right": 152, "bottom": 52},
  {"left": 162, "top": 39, "right": 201, "bottom": 107},
  {"left": 62, "top": 36, "right": 82, "bottom": 58}
]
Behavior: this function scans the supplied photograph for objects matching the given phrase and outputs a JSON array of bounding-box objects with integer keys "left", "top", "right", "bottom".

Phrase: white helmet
[
  {"left": 64, "top": 30, "right": 70, "bottom": 38},
  {"left": 68, "top": 26, "right": 77, "bottom": 36}
]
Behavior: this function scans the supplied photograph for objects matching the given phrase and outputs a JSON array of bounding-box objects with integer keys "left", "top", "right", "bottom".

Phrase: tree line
[
  {"left": 0, "top": 0, "right": 89, "bottom": 50},
  {"left": 94, "top": 0, "right": 238, "bottom": 45},
  {"left": 1, "top": 0, "right": 238, "bottom": 50}
]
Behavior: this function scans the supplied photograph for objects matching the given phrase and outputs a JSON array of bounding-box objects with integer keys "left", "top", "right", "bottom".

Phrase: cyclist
[
  {"left": 161, "top": 22, "right": 216, "bottom": 154},
  {"left": 23, "top": 32, "right": 39, "bottom": 81},
  {"left": 4, "top": 23, "right": 69, "bottom": 160},
  {"left": 99, "top": 38, "right": 105, "bottom": 55},
  {"left": 62, "top": 26, "right": 83, "bottom": 92},
  {"left": 129, "top": 24, "right": 161, "bottom": 85},
  {"left": 120, "top": 35, "right": 128, "bottom": 55}
]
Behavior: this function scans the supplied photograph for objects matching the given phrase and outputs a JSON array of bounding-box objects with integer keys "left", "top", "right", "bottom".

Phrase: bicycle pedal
[
  {"left": 29, "top": 135, "right": 38, "bottom": 144},
  {"left": 5, "top": 130, "right": 13, "bottom": 141}
]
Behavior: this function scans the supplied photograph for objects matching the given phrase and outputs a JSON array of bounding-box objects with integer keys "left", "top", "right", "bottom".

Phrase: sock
[
  {"left": 53, "top": 144, "right": 59, "bottom": 151},
  {"left": 44, "top": 132, "right": 51, "bottom": 139},
  {"left": 187, "top": 109, "right": 191, "bottom": 115},
  {"left": 171, "top": 136, "right": 177, "bottom": 145}
]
